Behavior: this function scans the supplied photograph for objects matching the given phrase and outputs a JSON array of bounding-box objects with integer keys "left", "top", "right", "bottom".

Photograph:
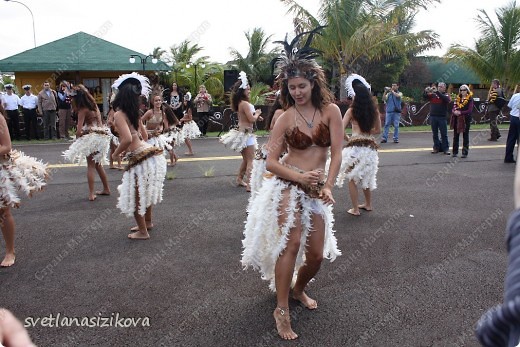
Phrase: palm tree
[
  {"left": 229, "top": 27, "right": 279, "bottom": 85},
  {"left": 446, "top": 1, "right": 520, "bottom": 95},
  {"left": 280, "top": 0, "right": 440, "bottom": 97}
]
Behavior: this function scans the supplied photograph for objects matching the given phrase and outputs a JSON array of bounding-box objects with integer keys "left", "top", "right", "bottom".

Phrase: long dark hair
[
  {"left": 163, "top": 103, "right": 178, "bottom": 126},
  {"left": 230, "top": 80, "right": 249, "bottom": 112},
  {"left": 112, "top": 82, "right": 141, "bottom": 130},
  {"left": 267, "top": 95, "right": 283, "bottom": 129},
  {"left": 351, "top": 79, "right": 378, "bottom": 134},
  {"left": 71, "top": 84, "right": 98, "bottom": 112}
]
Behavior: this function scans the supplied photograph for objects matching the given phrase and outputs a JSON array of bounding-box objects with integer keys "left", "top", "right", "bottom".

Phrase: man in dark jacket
[
  {"left": 486, "top": 79, "right": 504, "bottom": 141},
  {"left": 424, "top": 82, "right": 451, "bottom": 154}
]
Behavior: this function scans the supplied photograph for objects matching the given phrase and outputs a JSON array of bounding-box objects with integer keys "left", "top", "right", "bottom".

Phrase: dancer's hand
[
  {"left": 320, "top": 187, "right": 335, "bottom": 205},
  {"left": 299, "top": 170, "right": 322, "bottom": 186}
]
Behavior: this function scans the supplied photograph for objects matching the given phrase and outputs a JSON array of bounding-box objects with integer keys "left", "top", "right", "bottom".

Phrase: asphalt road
[{"left": 0, "top": 129, "right": 515, "bottom": 347}]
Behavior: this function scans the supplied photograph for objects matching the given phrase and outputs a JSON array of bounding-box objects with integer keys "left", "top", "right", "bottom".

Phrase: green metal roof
[
  {"left": 420, "top": 56, "right": 481, "bottom": 84},
  {"left": 0, "top": 32, "right": 170, "bottom": 72}
]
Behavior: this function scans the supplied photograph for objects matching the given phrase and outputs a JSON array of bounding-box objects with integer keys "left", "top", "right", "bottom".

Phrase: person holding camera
[
  {"left": 194, "top": 84, "right": 212, "bottom": 137},
  {"left": 450, "top": 85, "right": 474, "bottom": 158},
  {"left": 381, "top": 83, "right": 402, "bottom": 143},
  {"left": 424, "top": 82, "right": 451, "bottom": 154}
]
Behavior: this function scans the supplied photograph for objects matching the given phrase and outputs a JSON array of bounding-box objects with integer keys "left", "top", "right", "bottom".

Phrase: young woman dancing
[
  {"left": 141, "top": 95, "right": 173, "bottom": 153},
  {"left": 336, "top": 74, "right": 381, "bottom": 216},
  {"left": 219, "top": 71, "right": 263, "bottom": 191},
  {"left": 111, "top": 73, "right": 167, "bottom": 240},
  {"left": 0, "top": 104, "right": 47, "bottom": 266},
  {"left": 179, "top": 92, "right": 200, "bottom": 156},
  {"left": 62, "top": 84, "right": 111, "bottom": 201},
  {"left": 163, "top": 103, "right": 182, "bottom": 166},
  {"left": 241, "top": 28, "right": 343, "bottom": 340}
]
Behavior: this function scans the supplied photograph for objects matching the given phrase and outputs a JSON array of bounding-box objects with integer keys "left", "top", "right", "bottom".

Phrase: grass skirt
[
  {"left": 336, "top": 136, "right": 379, "bottom": 190},
  {"left": 62, "top": 127, "right": 111, "bottom": 165},
  {"left": 0, "top": 150, "right": 48, "bottom": 208},
  {"left": 249, "top": 145, "right": 268, "bottom": 200},
  {"left": 219, "top": 129, "right": 257, "bottom": 152},
  {"left": 181, "top": 121, "right": 201, "bottom": 139},
  {"left": 241, "top": 175, "right": 341, "bottom": 291},
  {"left": 117, "top": 145, "right": 167, "bottom": 217}
]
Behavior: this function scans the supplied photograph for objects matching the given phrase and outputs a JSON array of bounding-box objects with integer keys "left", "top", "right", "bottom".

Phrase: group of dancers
[{"left": 0, "top": 28, "right": 382, "bottom": 340}]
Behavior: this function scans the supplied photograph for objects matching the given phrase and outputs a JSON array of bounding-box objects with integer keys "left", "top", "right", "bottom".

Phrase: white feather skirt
[
  {"left": 0, "top": 150, "right": 48, "bottom": 208},
  {"left": 181, "top": 121, "right": 201, "bottom": 139},
  {"left": 241, "top": 175, "right": 341, "bottom": 291},
  {"left": 164, "top": 127, "right": 185, "bottom": 148},
  {"left": 336, "top": 143, "right": 379, "bottom": 190},
  {"left": 219, "top": 129, "right": 257, "bottom": 152},
  {"left": 62, "top": 127, "right": 111, "bottom": 165},
  {"left": 117, "top": 146, "right": 167, "bottom": 217},
  {"left": 249, "top": 145, "right": 269, "bottom": 200},
  {"left": 146, "top": 133, "right": 173, "bottom": 152}
]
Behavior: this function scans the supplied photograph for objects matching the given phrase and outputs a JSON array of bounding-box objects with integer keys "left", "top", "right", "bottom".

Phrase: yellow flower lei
[{"left": 455, "top": 91, "right": 473, "bottom": 109}]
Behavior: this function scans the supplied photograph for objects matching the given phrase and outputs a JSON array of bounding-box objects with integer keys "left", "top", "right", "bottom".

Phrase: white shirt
[
  {"left": 19, "top": 94, "right": 38, "bottom": 109},
  {"left": 2, "top": 93, "right": 20, "bottom": 111},
  {"left": 508, "top": 93, "right": 520, "bottom": 118}
]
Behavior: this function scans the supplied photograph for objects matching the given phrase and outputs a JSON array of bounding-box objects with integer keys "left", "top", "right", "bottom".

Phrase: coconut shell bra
[{"left": 285, "top": 122, "right": 331, "bottom": 150}]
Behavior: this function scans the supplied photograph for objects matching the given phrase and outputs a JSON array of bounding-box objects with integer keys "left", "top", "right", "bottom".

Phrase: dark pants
[
  {"left": 504, "top": 116, "right": 520, "bottom": 162},
  {"left": 453, "top": 115, "right": 472, "bottom": 156},
  {"left": 22, "top": 108, "right": 39, "bottom": 140},
  {"left": 431, "top": 115, "right": 449, "bottom": 152},
  {"left": 42, "top": 110, "right": 57, "bottom": 140},
  {"left": 488, "top": 109, "right": 501, "bottom": 140},
  {"left": 197, "top": 111, "right": 210, "bottom": 135},
  {"left": 6, "top": 110, "right": 21, "bottom": 140}
]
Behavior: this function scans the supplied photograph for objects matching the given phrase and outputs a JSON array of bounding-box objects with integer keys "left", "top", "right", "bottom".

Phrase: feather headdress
[
  {"left": 271, "top": 26, "right": 326, "bottom": 81},
  {"left": 238, "top": 71, "right": 249, "bottom": 89},
  {"left": 112, "top": 72, "right": 151, "bottom": 98},
  {"left": 345, "top": 74, "right": 371, "bottom": 98}
]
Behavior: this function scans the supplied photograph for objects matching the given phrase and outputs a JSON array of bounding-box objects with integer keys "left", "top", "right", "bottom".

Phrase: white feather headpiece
[
  {"left": 238, "top": 71, "right": 248, "bottom": 89},
  {"left": 184, "top": 92, "right": 192, "bottom": 101},
  {"left": 345, "top": 74, "right": 371, "bottom": 98},
  {"left": 112, "top": 72, "right": 151, "bottom": 98}
]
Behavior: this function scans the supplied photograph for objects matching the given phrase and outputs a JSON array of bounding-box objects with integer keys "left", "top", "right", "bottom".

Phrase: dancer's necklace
[{"left": 295, "top": 106, "right": 317, "bottom": 128}]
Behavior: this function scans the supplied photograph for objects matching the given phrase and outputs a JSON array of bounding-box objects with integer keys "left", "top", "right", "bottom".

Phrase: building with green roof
[{"left": 0, "top": 32, "right": 170, "bottom": 112}]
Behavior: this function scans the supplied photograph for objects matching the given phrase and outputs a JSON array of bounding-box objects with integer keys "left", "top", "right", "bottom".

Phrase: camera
[{"left": 384, "top": 86, "right": 391, "bottom": 92}]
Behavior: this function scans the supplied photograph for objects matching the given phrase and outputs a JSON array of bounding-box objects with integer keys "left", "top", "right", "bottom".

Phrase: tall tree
[
  {"left": 280, "top": 0, "right": 440, "bottom": 97},
  {"left": 228, "top": 27, "right": 279, "bottom": 85},
  {"left": 446, "top": 1, "right": 520, "bottom": 95}
]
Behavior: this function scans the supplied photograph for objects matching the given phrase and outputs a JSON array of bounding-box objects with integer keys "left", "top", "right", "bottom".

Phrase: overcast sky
[{"left": 0, "top": 0, "right": 515, "bottom": 65}]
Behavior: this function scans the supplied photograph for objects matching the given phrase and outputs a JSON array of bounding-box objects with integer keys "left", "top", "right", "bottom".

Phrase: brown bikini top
[{"left": 285, "top": 122, "right": 331, "bottom": 150}]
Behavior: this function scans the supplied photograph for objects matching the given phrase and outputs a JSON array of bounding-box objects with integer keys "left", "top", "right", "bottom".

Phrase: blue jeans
[
  {"left": 430, "top": 115, "right": 449, "bottom": 152},
  {"left": 382, "top": 112, "right": 400, "bottom": 141}
]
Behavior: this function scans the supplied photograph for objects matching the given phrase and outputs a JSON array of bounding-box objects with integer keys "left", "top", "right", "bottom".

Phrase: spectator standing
[
  {"left": 423, "top": 82, "right": 451, "bottom": 154},
  {"left": 504, "top": 89, "right": 520, "bottom": 163},
  {"left": 37, "top": 82, "right": 58, "bottom": 140},
  {"left": 19, "top": 85, "right": 39, "bottom": 140},
  {"left": 168, "top": 82, "right": 183, "bottom": 119},
  {"left": 1, "top": 84, "right": 21, "bottom": 141},
  {"left": 194, "top": 85, "right": 212, "bottom": 136},
  {"left": 450, "top": 84, "right": 474, "bottom": 158},
  {"left": 57, "top": 81, "right": 73, "bottom": 140},
  {"left": 381, "top": 83, "right": 402, "bottom": 143},
  {"left": 486, "top": 78, "right": 505, "bottom": 141}
]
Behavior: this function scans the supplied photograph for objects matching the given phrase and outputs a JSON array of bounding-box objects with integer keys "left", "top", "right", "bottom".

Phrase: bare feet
[
  {"left": 236, "top": 179, "right": 247, "bottom": 187},
  {"left": 246, "top": 185, "right": 251, "bottom": 193},
  {"left": 1, "top": 253, "right": 15, "bottom": 267},
  {"left": 292, "top": 291, "right": 318, "bottom": 310},
  {"left": 358, "top": 204, "right": 372, "bottom": 211},
  {"left": 347, "top": 208, "right": 361, "bottom": 216},
  {"left": 95, "top": 190, "right": 111, "bottom": 196},
  {"left": 89, "top": 194, "right": 97, "bottom": 201},
  {"left": 109, "top": 166, "right": 117, "bottom": 170},
  {"left": 128, "top": 231, "right": 150, "bottom": 240},
  {"left": 185, "top": 152, "right": 194, "bottom": 156},
  {"left": 273, "top": 307, "right": 298, "bottom": 340},
  {"left": 130, "top": 224, "right": 153, "bottom": 231}
]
